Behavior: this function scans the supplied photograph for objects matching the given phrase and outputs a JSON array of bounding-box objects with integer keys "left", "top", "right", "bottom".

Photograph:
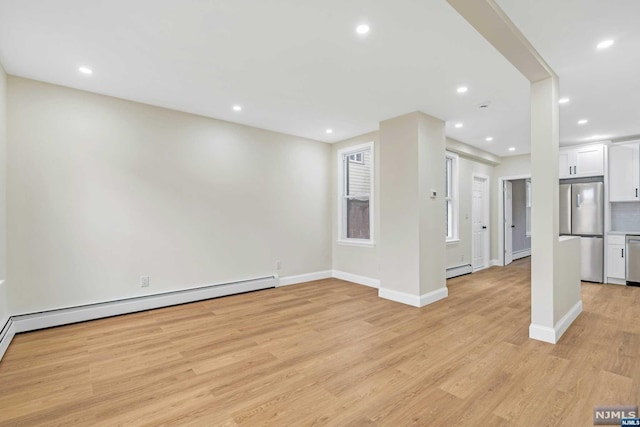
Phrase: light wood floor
[{"left": 0, "top": 258, "right": 639, "bottom": 426}]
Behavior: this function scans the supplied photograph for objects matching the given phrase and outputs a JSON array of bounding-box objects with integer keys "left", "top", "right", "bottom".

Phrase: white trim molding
[
  {"left": 513, "top": 249, "right": 531, "bottom": 260},
  {"left": 490, "top": 259, "right": 501, "bottom": 267},
  {"left": 277, "top": 271, "right": 332, "bottom": 287},
  {"left": 0, "top": 318, "right": 16, "bottom": 361},
  {"left": 332, "top": 270, "right": 379, "bottom": 288},
  {"left": 529, "top": 300, "right": 583, "bottom": 344},
  {"left": 378, "top": 286, "right": 448, "bottom": 308}
]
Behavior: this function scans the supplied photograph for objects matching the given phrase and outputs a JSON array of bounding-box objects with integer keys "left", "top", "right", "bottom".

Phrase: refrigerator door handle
[{"left": 576, "top": 193, "right": 581, "bottom": 208}]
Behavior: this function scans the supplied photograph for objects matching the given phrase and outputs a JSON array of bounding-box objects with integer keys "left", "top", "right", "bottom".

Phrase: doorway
[
  {"left": 472, "top": 174, "right": 490, "bottom": 271},
  {"left": 499, "top": 175, "right": 532, "bottom": 266}
]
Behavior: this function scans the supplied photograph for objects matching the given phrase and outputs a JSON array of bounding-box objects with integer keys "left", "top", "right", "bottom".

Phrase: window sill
[
  {"left": 337, "top": 239, "right": 376, "bottom": 248},
  {"left": 446, "top": 238, "right": 460, "bottom": 245}
]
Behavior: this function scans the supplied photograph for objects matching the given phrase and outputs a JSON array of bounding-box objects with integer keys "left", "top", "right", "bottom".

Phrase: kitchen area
[{"left": 559, "top": 141, "right": 640, "bottom": 286}]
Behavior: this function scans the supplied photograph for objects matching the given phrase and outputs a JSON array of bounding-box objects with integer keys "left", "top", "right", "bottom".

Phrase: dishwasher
[{"left": 626, "top": 235, "right": 640, "bottom": 286}]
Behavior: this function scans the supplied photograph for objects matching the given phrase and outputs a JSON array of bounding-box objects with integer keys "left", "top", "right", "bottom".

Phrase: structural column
[
  {"left": 378, "top": 112, "right": 448, "bottom": 307},
  {"left": 529, "top": 76, "right": 582, "bottom": 343}
]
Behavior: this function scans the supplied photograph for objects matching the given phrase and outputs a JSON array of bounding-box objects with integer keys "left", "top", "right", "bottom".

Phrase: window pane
[
  {"left": 346, "top": 149, "right": 371, "bottom": 197},
  {"left": 445, "top": 158, "right": 452, "bottom": 198},
  {"left": 347, "top": 198, "right": 370, "bottom": 239},
  {"left": 446, "top": 200, "right": 452, "bottom": 238}
]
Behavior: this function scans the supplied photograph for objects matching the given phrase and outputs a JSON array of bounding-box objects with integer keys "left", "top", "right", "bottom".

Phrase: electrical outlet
[
  {"left": 140, "top": 276, "right": 150, "bottom": 288},
  {"left": 276, "top": 260, "right": 282, "bottom": 270}
]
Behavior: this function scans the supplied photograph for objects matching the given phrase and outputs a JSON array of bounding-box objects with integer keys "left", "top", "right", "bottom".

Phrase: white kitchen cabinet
[
  {"left": 607, "top": 244, "right": 626, "bottom": 279},
  {"left": 607, "top": 235, "right": 626, "bottom": 281},
  {"left": 609, "top": 143, "right": 640, "bottom": 202},
  {"left": 559, "top": 144, "right": 604, "bottom": 178}
]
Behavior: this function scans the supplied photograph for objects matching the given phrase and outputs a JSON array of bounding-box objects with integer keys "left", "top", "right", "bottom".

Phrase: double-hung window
[
  {"left": 445, "top": 151, "right": 459, "bottom": 241},
  {"left": 338, "top": 143, "right": 374, "bottom": 245}
]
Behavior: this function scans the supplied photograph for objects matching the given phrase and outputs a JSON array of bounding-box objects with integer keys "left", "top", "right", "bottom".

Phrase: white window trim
[
  {"left": 446, "top": 151, "right": 459, "bottom": 243},
  {"left": 337, "top": 142, "right": 375, "bottom": 246}
]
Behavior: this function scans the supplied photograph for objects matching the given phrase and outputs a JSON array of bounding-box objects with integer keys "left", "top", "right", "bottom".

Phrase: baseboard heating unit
[
  {"left": 446, "top": 264, "right": 472, "bottom": 279},
  {"left": 0, "top": 276, "right": 276, "bottom": 361}
]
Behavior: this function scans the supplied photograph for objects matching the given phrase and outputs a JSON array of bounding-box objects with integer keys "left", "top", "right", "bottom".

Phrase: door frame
[
  {"left": 472, "top": 173, "right": 491, "bottom": 272},
  {"left": 497, "top": 174, "right": 531, "bottom": 267}
]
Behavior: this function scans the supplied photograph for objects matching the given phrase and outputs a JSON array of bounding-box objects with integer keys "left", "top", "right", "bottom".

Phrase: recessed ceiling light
[
  {"left": 326, "top": 129, "right": 333, "bottom": 134},
  {"left": 485, "top": 137, "right": 493, "bottom": 142},
  {"left": 455, "top": 123, "right": 463, "bottom": 128},
  {"left": 356, "top": 24, "right": 370, "bottom": 35},
  {"left": 558, "top": 97, "right": 570, "bottom": 104},
  {"left": 78, "top": 66, "right": 93, "bottom": 75},
  {"left": 232, "top": 105, "right": 242, "bottom": 112},
  {"left": 578, "top": 119, "right": 588, "bottom": 125},
  {"left": 456, "top": 86, "right": 468, "bottom": 94},
  {"left": 508, "top": 147, "right": 516, "bottom": 152},
  {"left": 597, "top": 39, "right": 614, "bottom": 50}
]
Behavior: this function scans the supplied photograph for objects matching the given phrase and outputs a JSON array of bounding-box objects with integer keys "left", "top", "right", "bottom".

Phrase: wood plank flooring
[{"left": 0, "top": 258, "right": 639, "bottom": 426}]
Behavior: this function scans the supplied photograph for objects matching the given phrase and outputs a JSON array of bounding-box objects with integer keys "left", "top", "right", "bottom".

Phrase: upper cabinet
[
  {"left": 559, "top": 144, "right": 605, "bottom": 179},
  {"left": 609, "top": 143, "right": 640, "bottom": 202}
]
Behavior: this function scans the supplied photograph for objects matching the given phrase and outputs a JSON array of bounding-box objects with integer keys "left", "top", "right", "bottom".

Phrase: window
[
  {"left": 445, "top": 152, "right": 459, "bottom": 241},
  {"left": 338, "top": 143, "right": 374, "bottom": 244}
]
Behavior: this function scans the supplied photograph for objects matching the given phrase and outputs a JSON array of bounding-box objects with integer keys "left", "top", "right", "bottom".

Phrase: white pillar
[
  {"left": 379, "top": 112, "right": 447, "bottom": 307},
  {"left": 529, "top": 77, "right": 559, "bottom": 330}
]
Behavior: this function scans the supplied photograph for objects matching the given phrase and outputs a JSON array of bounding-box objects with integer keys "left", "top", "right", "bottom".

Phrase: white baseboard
[
  {"left": 529, "top": 300, "right": 583, "bottom": 344},
  {"left": 420, "top": 287, "right": 449, "bottom": 306},
  {"left": 0, "top": 319, "right": 16, "bottom": 361},
  {"left": 490, "top": 259, "right": 501, "bottom": 267},
  {"left": 553, "top": 300, "right": 583, "bottom": 342},
  {"left": 528, "top": 323, "right": 556, "bottom": 344},
  {"left": 513, "top": 249, "right": 531, "bottom": 260},
  {"left": 379, "top": 286, "right": 448, "bottom": 308},
  {"left": 332, "top": 270, "right": 380, "bottom": 288},
  {"left": 446, "top": 264, "right": 472, "bottom": 279},
  {"left": 277, "top": 270, "right": 332, "bottom": 287},
  {"left": 606, "top": 277, "right": 626, "bottom": 285}
]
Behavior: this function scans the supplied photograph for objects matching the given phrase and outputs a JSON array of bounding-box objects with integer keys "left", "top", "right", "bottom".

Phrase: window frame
[
  {"left": 445, "top": 151, "right": 459, "bottom": 243},
  {"left": 337, "top": 142, "right": 375, "bottom": 246}
]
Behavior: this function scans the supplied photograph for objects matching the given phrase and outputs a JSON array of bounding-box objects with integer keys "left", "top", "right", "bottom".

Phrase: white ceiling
[
  {"left": 497, "top": 0, "right": 640, "bottom": 146},
  {"left": 0, "top": 1, "right": 637, "bottom": 156}
]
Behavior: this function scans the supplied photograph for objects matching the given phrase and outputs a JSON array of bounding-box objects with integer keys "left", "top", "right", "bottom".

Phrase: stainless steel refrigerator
[{"left": 559, "top": 181, "right": 604, "bottom": 282}]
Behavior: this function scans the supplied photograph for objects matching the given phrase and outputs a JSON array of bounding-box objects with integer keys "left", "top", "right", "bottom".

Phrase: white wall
[
  {"left": 7, "top": 77, "right": 332, "bottom": 315},
  {"left": 331, "top": 132, "right": 379, "bottom": 280},
  {"left": 0, "top": 64, "right": 7, "bottom": 326},
  {"left": 446, "top": 154, "right": 493, "bottom": 269},
  {"left": 331, "top": 131, "right": 500, "bottom": 279}
]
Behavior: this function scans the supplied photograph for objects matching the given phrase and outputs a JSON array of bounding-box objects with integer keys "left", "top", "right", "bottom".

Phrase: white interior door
[
  {"left": 504, "top": 181, "right": 513, "bottom": 266},
  {"left": 472, "top": 176, "right": 488, "bottom": 271}
]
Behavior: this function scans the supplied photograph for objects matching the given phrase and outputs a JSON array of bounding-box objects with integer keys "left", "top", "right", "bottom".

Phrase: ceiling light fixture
[
  {"left": 232, "top": 105, "right": 242, "bottom": 112},
  {"left": 78, "top": 66, "right": 93, "bottom": 75},
  {"left": 597, "top": 39, "right": 614, "bottom": 50},
  {"left": 356, "top": 24, "right": 370, "bottom": 35},
  {"left": 485, "top": 137, "right": 493, "bottom": 142},
  {"left": 508, "top": 147, "right": 516, "bottom": 152},
  {"left": 558, "top": 97, "right": 570, "bottom": 104},
  {"left": 326, "top": 129, "right": 333, "bottom": 134},
  {"left": 456, "top": 86, "right": 468, "bottom": 94},
  {"left": 578, "top": 119, "right": 588, "bottom": 125},
  {"left": 455, "top": 123, "right": 463, "bottom": 128}
]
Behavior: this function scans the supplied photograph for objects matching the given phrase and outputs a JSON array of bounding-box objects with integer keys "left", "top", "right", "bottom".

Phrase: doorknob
[{"left": 482, "top": 226, "right": 487, "bottom": 229}]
